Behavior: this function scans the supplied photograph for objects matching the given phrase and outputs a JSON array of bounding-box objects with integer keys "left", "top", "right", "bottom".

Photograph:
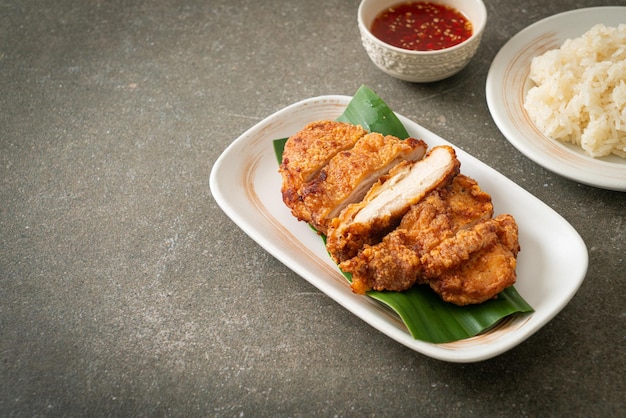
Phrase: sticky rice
[{"left": 524, "top": 24, "right": 626, "bottom": 158}]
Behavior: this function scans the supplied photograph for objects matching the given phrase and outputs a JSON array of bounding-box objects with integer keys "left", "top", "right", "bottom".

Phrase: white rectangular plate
[{"left": 209, "top": 95, "right": 588, "bottom": 362}]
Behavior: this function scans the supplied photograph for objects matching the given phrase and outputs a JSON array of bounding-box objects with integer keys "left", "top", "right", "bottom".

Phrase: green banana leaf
[
  {"left": 273, "top": 85, "right": 533, "bottom": 343},
  {"left": 336, "top": 85, "right": 410, "bottom": 139}
]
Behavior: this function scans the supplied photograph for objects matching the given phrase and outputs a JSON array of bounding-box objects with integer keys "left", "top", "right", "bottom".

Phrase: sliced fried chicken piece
[
  {"left": 420, "top": 219, "right": 501, "bottom": 277},
  {"left": 279, "top": 120, "right": 367, "bottom": 223},
  {"left": 439, "top": 173, "right": 494, "bottom": 232},
  {"left": 342, "top": 229, "right": 423, "bottom": 294},
  {"left": 326, "top": 145, "right": 460, "bottom": 263},
  {"left": 396, "top": 174, "right": 493, "bottom": 258},
  {"left": 301, "top": 134, "right": 427, "bottom": 234},
  {"left": 340, "top": 174, "right": 493, "bottom": 295},
  {"left": 426, "top": 222, "right": 518, "bottom": 306},
  {"left": 421, "top": 213, "right": 520, "bottom": 279}
]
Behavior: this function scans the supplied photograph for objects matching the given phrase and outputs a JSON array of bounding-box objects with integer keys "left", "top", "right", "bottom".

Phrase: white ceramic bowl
[{"left": 358, "top": 0, "right": 487, "bottom": 82}]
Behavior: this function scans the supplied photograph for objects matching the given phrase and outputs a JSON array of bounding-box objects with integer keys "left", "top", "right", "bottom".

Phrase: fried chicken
[
  {"left": 340, "top": 175, "right": 519, "bottom": 305},
  {"left": 326, "top": 146, "right": 460, "bottom": 263},
  {"left": 280, "top": 120, "right": 367, "bottom": 223},
  {"left": 339, "top": 175, "right": 490, "bottom": 293},
  {"left": 279, "top": 120, "right": 521, "bottom": 306},
  {"left": 424, "top": 214, "right": 519, "bottom": 305},
  {"left": 301, "top": 134, "right": 427, "bottom": 234}
]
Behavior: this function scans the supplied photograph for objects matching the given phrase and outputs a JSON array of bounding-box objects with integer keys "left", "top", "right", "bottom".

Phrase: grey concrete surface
[{"left": 1, "top": 0, "right": 624, "bottom": 416}]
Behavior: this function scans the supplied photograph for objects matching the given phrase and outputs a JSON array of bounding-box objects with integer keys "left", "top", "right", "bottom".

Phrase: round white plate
[{"left": 486, "top": 7, "right": 626, "bottom": 192}]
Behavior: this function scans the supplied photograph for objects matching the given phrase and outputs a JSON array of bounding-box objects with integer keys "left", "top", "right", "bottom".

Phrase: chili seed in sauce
[{"left": 371, "top": 1, "right": 473, "bottom": 51}]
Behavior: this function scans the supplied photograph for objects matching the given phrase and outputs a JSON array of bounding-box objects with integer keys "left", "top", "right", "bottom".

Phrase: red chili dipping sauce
[{"left": 371, "top": 2, "right": 473, "bottom": 51}]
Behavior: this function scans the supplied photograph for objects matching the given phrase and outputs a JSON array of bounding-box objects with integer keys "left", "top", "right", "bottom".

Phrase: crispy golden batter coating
[
  {"left": 437, "top": 173, "right": 494, "bottom": 232},
  {"left": 396, "top": 174, "right": 494, "bottom": 256},
  {"left": 420, "top": 218, "right": 501, "bottom": 277},
  {"left": 343, "top": 230, "right": 423, "bottom": 294},
  {"left": 280, "top": 120, "right": 367, "bottom": 223},
  {"left": 426, "top": 228, "right": 518, "bottom": 306}
]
